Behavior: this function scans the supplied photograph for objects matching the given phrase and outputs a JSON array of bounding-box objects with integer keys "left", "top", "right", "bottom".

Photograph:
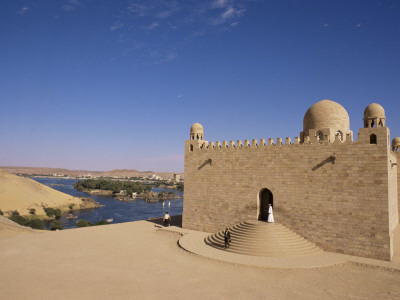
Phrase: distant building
[
  {"left": 173, "top": 174, "right": 181, "bottom": 182},
  {"left": 149, "top": 174, "right": 163, "bottom": 180},
  {"left": 183, "top": 100, "right": 400, "bottom": 261}
]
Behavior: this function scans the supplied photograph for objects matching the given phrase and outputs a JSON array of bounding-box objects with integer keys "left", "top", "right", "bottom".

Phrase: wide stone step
[
  {"left": 225, "top": 247, "right": 321, "bottom": 257},
  {"left": 234, "top": 223, "right": 290, "bottom": 231},
  {"left": 212, "top": 234, "right": 309, "bottom": 245},
  {"left": 214, "top": 230, "right": 305, "bottom": 242},
  {"left": 207, "top": 236, "right": 316, "bottom": 250},
  {"left": 229, "top": 227, "right": 293, "bottom": 236},
  {"left": 205, "top": 220, "right": 322, "bottom": 257}
]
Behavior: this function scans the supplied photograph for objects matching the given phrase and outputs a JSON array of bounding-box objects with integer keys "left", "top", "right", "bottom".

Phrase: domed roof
[
  {"left": 393, "top": 137, "right": 400, "bottom": 146},
  {"left": 364, "top": 103, "right": 385, "bottom": 119},
  {"left": 190, "top": 123, "right": 203, "bottom": 133},
  {"left": 303, "top": 100, "right": 350, "bottom": 132}
]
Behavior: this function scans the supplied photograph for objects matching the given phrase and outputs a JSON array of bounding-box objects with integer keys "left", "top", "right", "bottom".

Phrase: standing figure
[
  {"left": 224, "top": 228, "right": 231, "bottom": 248},
  {"left": 163, "top": 212, "right": 171, "bottom": 227},
  {"left": 267, "top": 204, "right": 274, "bottom": 223}
]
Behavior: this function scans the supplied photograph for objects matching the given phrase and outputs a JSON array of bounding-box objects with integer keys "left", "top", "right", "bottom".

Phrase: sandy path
[{"left": 0, "top": 221, "right": 399, "bottom": 299}]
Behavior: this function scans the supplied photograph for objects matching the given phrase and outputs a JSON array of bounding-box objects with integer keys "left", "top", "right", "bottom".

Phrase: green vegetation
[
  {"left": 25, "top": 218, "right": 45, "bottom": 230},
  {"left": 44, "top": 207, "right": 61, "bottom": 218},
  {"left": 95, "top": 220, "right": 109, "bottom": 226},
  {"left": 0, "top": 209, "right": 3, "bottom": 216},
  {"left": 8, "top": 210, "right": 45, "bottom": 229},
  {"left": 76, "top": 219, "right": 93, "bottom": 227},
  {"left": 153, "top": 180, "right": 184, "bottom": 191},
  {"left": 74, "top": 179, "right": 151, "bottom": 195},
  {"left": 49, "top": 220, "right": 63, "bottom": 230},
  {"left": 29, "top": 208, "right": 36, "bottom": 215},
  {"left": 76, "top": 219, "right": 110, "bottom": 227},
  {"left": 176, "top": 182, "right": 184, "bottom": 191},
  {"left": 9, "top": 211, "right": 27, "bottom": 226}
]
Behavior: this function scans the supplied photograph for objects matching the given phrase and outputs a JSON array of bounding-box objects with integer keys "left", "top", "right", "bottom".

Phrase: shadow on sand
[{"left": 146, "top": 214, "right": 182, "bottom": 228}]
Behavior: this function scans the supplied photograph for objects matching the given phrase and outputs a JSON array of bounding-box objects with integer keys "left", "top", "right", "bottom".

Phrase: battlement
[{"left": 187, "top": 126, "right": 392, "bottom": 153}]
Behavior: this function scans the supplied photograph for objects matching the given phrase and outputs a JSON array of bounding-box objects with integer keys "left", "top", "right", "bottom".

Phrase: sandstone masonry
[{"left": 183, "top": 100, "right": 400, "bottom": 261}]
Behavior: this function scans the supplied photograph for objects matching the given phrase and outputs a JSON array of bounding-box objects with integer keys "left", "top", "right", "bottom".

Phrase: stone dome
[
  {"left": 393, "top": 137, "right": 400, "bottom": 148},
  {"left": 303, "top": 100, "right": 350, "bottom": 132},
  {"left": 190, "top": 123, "right": 203, "bottom": 134},
  {"left": 364, "top": 103, "right": 385, "bottom": 119}
]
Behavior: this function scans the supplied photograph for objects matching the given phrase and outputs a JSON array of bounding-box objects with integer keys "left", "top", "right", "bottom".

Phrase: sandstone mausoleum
[{"left": 183, "top": 100, "right": 400, "bottom": 261}]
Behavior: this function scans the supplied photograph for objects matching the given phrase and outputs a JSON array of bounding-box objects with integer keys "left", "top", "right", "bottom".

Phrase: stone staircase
[{"left": 204, "top": 220, "right": 322, "bottom": 257}]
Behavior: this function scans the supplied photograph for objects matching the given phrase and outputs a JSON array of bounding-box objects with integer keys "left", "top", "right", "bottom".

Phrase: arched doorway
[{"left": 259, "top": 188, "right": 273, "bottom": 221}]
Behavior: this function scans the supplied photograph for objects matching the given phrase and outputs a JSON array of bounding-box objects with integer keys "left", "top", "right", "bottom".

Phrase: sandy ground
[
  {"left": 0, "top": 169, "right": 83, "bottom": 216},
  {"left": 0, "top": 221, "right": 399, "bottom": 300}
]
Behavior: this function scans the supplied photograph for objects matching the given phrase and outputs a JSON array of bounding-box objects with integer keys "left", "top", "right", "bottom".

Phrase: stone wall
[
  {"left": 183, "top": 127, "right": 397, "bottom": 261},
  {"left": 397, "top": 151, "right": 400, "bottom": 221}
]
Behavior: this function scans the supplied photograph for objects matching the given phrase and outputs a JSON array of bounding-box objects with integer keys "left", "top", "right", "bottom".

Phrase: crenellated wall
[{"left": 183, "top": 126, "right": 398, "bottom": 261}]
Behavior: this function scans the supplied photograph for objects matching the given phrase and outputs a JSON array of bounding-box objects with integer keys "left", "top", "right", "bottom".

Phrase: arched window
[
  {"left": 335, "top": 131, "right": 343, "bottom": 141},
  {"left": 379, "top": 120, "right": 383, "bottom": 127},
  {"left": 317, "top": 131, "right": 323, "bottom": 141},
  {"left": 371, "top": 120, "right": 375, "bottom": 128},
  {"left": 190, "top": 144, "right": 194, "bottom": 152},
  {"left": 370, "top": 134, "right": 377, "bottom": 144}
]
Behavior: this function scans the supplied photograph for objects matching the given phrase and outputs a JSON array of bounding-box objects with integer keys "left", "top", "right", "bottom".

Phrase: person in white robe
[{"left": 267, "top": 204, "right": 274, "bottom": 223}]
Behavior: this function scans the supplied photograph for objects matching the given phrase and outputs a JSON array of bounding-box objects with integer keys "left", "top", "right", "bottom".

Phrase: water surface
[{"left": 32, "top": 178, "right": 183, "bottom": 229}]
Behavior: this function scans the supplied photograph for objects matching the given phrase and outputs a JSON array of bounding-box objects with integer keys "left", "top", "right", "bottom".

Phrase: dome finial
[
  {"left": 363, "top": 103, "right": 386, "bottom": 128},
  {"left": 190, "top": 123, "right": 204, "bottom": 141},
  {"left": 392, "top": 137, "right": 400, "bottom": 151}
]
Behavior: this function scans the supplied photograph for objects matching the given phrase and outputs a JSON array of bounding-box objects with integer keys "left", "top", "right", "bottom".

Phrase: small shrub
[
  {"left": 68, "top": 204, "right": 74, "bottom": 211},
  {"left": 76, "top": 219, "right": 93, "bottom": 227},
  {"left": 0, "top": 209, "right": 3, "bottom": 216},
  {"left": 25, "top": 219, "right": 45, "bottom": 230},
  {"left": 94, "top": 220, "right": 109, "bottom": 226},
  {"left": 49, "top": 220, "right": 63, "bottom": 231},
  {"left": 11, "top": 210, "right": 20, "bottom": 216},
  {"left": 9, "top": 215, "right": 27, "bottom": 226},
  {"left": 44, "top": 207, "right": 62, "bottom": 218},
  {"left": 29, "top": 208, "right": 36, "bottom": 215}
]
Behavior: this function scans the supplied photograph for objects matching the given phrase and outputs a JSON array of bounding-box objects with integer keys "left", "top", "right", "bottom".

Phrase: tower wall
[{"left": 183, "top": 127, "right": 396, "bottom": 261}]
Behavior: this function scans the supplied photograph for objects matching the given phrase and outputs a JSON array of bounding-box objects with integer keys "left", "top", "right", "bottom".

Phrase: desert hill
[
  {"left": 0, "top": 169, "right": 84, "bottom": 217},
  {"left": 0, "top": 215, "right": 35, "bottom": 238},
  {"left": 0, "top": 166, "right": 182, "bottom": 179}
]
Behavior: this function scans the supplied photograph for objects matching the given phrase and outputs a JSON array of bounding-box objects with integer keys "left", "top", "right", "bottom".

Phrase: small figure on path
[
  {"left": 267, "top": 204, "right": 274, "bottom": 223},
  {"left": 224, "top": 228, "right": 231, "bottom": 249},
  {"left": 163, "top": 212, "right": 171, "bottom": 227}
]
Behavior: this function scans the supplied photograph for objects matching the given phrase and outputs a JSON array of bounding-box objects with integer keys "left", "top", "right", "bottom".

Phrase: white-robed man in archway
[{"left": 267, "top": 204, "right": 274, "bottom": 223}]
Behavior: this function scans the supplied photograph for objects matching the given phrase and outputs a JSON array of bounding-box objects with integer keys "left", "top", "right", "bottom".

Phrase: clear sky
[{"left": 1, "top": 0, "right": 399, "bottom": 173}]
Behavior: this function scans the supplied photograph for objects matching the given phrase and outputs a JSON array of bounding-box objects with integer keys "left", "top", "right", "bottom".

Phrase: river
[{"left": 32, "top": 178, "right": 183, "bottom": 230}]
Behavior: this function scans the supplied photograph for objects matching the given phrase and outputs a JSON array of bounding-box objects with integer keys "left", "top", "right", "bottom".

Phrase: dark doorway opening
[{"left": 259, "top": 188, "right": 273, "bottom": 221}]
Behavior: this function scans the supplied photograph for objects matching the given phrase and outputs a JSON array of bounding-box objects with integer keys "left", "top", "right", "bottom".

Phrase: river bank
[{"left": 31, "top": 178, "right": 183, "bottom": 230}]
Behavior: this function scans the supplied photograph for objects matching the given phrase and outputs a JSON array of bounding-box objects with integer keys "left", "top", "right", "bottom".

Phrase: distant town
[{"left": 0, "top": 166, "right": 184, "bottom": 184}]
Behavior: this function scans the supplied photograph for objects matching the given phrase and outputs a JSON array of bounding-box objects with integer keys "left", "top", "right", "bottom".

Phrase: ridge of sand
[
  {"left": 0, "top": 169, "right": 83, "bottom": 216},
  {"left": 0, "top": 215, "right": 35, "bottom": 239}
]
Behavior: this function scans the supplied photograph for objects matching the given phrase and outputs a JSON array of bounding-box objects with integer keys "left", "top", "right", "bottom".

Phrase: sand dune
[
  {"left": 0, "top": 221, "right": 399, "bottom": 299},
  {"left": 0, "top": 169, "right": 83, "bottom": 216},
  {"left": 0, "top": 215, "right": 35, "bottom": 238}
]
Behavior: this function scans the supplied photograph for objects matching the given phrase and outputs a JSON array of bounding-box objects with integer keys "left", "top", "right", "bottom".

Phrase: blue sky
[{"left": 0, "top": 0, "right": 399, "bottom": 172}]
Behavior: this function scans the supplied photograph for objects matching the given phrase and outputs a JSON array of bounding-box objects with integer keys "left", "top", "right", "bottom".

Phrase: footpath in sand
[{"left": 0, "top": 220, "right": 400, "bottom": 299}]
